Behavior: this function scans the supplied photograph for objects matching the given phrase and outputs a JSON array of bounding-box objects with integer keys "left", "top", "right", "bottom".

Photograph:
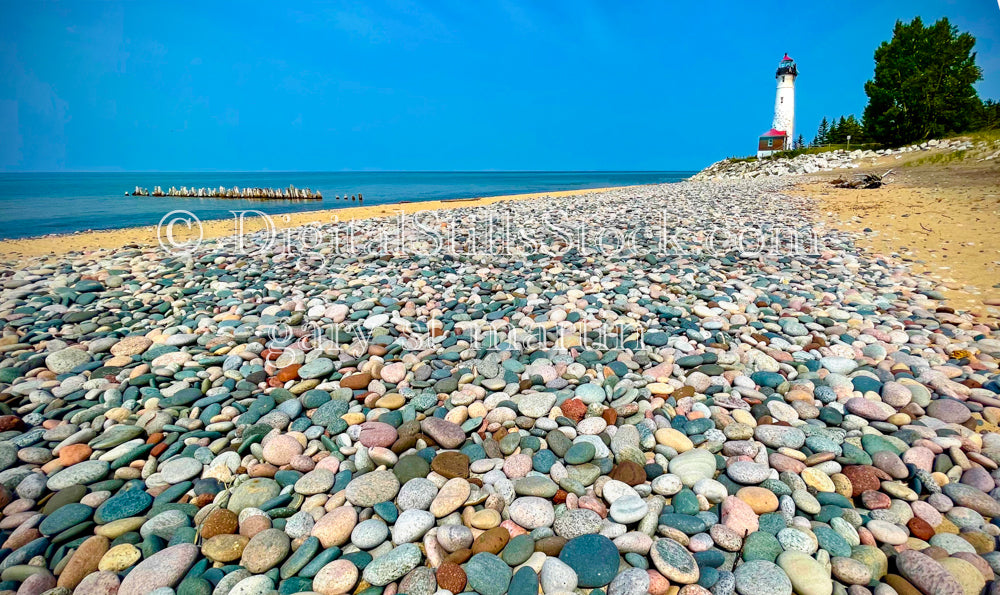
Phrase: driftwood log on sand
[{"left": 829, "top": 170, "right": 893, "bottom": 189}]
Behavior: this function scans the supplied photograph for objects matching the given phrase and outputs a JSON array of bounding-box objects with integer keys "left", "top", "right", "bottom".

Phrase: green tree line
[{"left": 812, "top": 115, "right": 866, "bottom": 146}]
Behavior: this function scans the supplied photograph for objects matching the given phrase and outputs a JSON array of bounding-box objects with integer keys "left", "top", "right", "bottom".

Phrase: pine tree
[
  {"left": 823, "top": 115, "right": 867, "bottom": 145},
  {"left": 813, "top": 117, "right": 830, "bottom": 146},
  {"left": 797, "top": 134, "right": 805, "bottom": 149},
  {"left": 827, "top": 118, "right": 842, "bottom": 144},
  {"left": 842, "top": 115, "right": 865, "bottom": 144},
  {"left": 973, "top": 99, "right": 1000, "bottom": 130}
]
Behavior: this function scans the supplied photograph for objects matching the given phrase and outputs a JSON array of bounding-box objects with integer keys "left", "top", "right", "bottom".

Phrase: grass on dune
[
  {"left": 903, "top": 130, "right": 1000, "bottom": 167},
  {"left": 728, "top": 130, "right": 1000, "bottom": 166}
]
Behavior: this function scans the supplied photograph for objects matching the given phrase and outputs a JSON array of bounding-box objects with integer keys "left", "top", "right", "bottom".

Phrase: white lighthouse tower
[{"left": 758, "top": 54, "right": 798, "bottom": 157}]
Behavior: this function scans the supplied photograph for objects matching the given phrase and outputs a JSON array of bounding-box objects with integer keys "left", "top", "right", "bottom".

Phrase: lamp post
[{"left": 847, "top": 135, "right": 851, "bottom": 151}]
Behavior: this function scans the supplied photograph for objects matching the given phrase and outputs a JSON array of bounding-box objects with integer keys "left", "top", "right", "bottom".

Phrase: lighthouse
[{"left": 757, "top": 54, "right": 798, "bottom": 158}]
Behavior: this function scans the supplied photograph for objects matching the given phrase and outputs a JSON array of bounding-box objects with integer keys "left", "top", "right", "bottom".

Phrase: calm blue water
[{"left": 0, "top": 171, "right": 692, "bottom": 240}]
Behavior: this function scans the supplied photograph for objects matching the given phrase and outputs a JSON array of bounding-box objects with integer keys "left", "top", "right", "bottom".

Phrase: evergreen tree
[
  {"left": 863, "top": 17, "right": 982, "bottom": 145},
  {"left": 813, "top": 117, "right": 830, "bottom": 146},
  {"left": 797, "top": 134, "right": 805, "bottom": 149},
  {"left": 841, "top": 115, "right": 865, "bottom": 144},
  {"left": 827, "top": 118, "right": 842, "bottom": 144},
  {"left": 821, "top": 115, "right": 867, "bottom": 145},
  {"left": 973, "top": 99, "right": 1000, "bottom": 131}
]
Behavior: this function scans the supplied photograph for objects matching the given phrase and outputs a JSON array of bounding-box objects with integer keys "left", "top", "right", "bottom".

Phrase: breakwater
[{"left": 130, "top": 185, "right": 323, "bottom": 199}]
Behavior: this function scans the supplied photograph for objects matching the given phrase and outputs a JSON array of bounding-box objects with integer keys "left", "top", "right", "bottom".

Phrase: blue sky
[{"left": 1, "top": 1, "right": 997, "bottom": 172}]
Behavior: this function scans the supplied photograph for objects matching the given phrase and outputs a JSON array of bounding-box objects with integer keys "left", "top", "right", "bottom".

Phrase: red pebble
[
  {"left": 860, "top": 490, "right": 891, "bottom": 510},
  {"left": 0, "top": 416, "right": 23, "bottom": 432},
  {"left": 907, "top": 516, "right": 935, "bottom": 541},
  {"left": 260, "top": 348, "right": 282, "bottom": 361},
  {"left": 560, "top": 398, "right": 587, "bottom": 422}
]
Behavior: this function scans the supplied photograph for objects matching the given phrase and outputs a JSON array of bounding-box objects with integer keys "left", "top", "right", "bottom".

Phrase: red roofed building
[
  {"left": 758, "top": 128, "right": 788, "bottom": 155},
  {"left": 758, "top": 54, "right": 798, "bottom": 158}
]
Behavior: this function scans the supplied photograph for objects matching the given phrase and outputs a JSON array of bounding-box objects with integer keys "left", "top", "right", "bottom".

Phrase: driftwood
[{"left": 830, "top": 170, "right": 892, "bottom": 189}]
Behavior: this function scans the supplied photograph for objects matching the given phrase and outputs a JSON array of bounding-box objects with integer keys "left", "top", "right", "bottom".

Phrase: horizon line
[{"left": 0, "top": 169, "right": 698, "bottom": 175}]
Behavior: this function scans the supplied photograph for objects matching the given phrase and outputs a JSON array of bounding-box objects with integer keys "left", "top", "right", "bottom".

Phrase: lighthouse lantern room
[{"left": 757, "top": 54, "right": 797, "bottom": 158}]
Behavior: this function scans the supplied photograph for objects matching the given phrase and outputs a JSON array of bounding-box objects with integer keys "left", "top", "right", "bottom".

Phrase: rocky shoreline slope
[
  {"left": 0, "top": 180, "right": 999, "bottom": 595},
  {"left": 691, "top": 138, "right": 981, "bottom": 180}
]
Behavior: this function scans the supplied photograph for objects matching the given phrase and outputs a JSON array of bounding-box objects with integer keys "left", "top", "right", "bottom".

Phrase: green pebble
[
  {"left": 671, "top": 488, "right": 700, "bottom": 515},
  {"left": 501, "top": 535, "right": 534, "bottom": 566},
  {"left": 741, "top": 531, "right": 783, "bottom": 562},
  {"left": 298, "top": 546, "right": 341, "bottom": 578},
  {"left": 564, "top": 442, "right": 596, "bottom": 464},
  {"left": 177, "top": 577, "right": 212, "bottom": 595}
]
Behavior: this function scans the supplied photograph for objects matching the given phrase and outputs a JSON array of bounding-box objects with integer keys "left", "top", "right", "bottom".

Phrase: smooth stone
[
  {"left": 351, "top": 518, "right": 389, "bottom": 549},
  {"left": 295, "top": 469, "right": 335, "bottom": 495},
  {"left": 118, "top": 543, "right": 198, "bottom": 595},
  {"left": 95, "top": 489, "right": 153, "bottom": 524},
  {"left": 727, "top": 461, "right": 771, "bottom": 485},
  {"left": 464, "top": 552, "right": 512, "bottom": 595},
  {"left": 429, "top": 477, "right": 470, "bottom": 518},
  {"left": 392, "top": 509, "right": 435, "bottom": 544},
  {"left": 47, "top": 461, "right": 110, "bottom": 491},
  {"left": 668, "top": 449, "right": 718, "bottom": 487},
  {"left": 831, "top": 556, "right": 873, "bottom": 585},
  {"left": 361, "top": 543, "right": 422, "bottom": 586},
  {"left": 508, "top": 497, "right": 555, "bottom": 529},
  {"left": 608, "top": 567, "right": 650, "bottom": 595},
  {"left": 895, "top": 549, "right": 964, "bottom": 595},
  {"left": 420, "top": 418, "right": 466, "bottom": 448},
  {"left": 553, "top": 508, "right": 603, "bottom": 539},
  {"left": 509, "top": 567, "right": 539, "bottom": 595},
  {"left": 942, "top": 483, "right": 1000, "bottom": 517},
  {"left": 227, "top": 478, "right": 281, "bottom": 513},
  {"left": 40, "top": 503, "right": 94, "bottom": 535},
  {"left": 313, "top": 559, "right": 359, "bottom": 595},
  {"left": 46, "top": 348, "right": 92, "bottom": 373},
  {"left": 609, "top": 494, "right": 648, "bottom": 524},
  {"left": 240, "top": 528, "right": 290, "bottom": 573},
  {"left": 734, "top": 559, "right": 791, "bottom": 595},
  {"left": 346, "top": 470, "right": 400, "bottom": 507},
  {"left": 540, "top": 557, "right": 578, "bottom": 593},
  {"left": 650, "top": 537, "right": 699, "bottom": 584},
  {"left": 742, "top": 531, "right": 783, "bottom": 562},
  {"left": 776, "top": 550, "right": 832, "bottom": 595},
  {"left": 558, "top": 534, "right": 620, "bottom": 588}
]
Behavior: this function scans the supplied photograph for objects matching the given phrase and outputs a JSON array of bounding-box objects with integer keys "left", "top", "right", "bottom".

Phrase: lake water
[{"left": 0, "top": 171, "right": 693, "bottom": 239}]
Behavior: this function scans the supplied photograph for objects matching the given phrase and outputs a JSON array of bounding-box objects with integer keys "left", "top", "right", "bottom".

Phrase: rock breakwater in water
[
  {"left": 0, "top": 180, "right": 998, "bottom": 595},
  {"left": 130, "top": 185, "right": 323, "bottom": 200}
]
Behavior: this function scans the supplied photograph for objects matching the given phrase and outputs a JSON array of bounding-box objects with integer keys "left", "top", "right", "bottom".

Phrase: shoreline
[
  {"left": 5, "top": 156, "right": 997, "bottom": 322},
  {"left": 0, "top": 186, "right": 629, "bottom": 260}
]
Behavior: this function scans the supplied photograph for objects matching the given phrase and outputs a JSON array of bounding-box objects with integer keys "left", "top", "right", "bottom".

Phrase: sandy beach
[
  {"left": 0, "top": 186, "right": 622, "bottom": 261},
  {"left": 794, "top": 146, "right": 1000, "bottom": 318}
]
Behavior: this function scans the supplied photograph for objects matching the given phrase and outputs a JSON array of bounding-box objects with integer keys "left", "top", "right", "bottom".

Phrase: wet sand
[{"left": 0, "top": 187, "right": 622, "bottom": 261}]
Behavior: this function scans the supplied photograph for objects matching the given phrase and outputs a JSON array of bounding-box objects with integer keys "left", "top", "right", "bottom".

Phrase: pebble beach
[{"left": 1, "top": 178, "right": 999, "bottom": 595}]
